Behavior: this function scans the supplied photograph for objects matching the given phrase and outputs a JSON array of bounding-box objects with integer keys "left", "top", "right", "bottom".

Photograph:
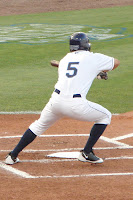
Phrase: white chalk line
[
  {"left": 0, "top": 111, "right": 119, "bottom": 115},
  {"left": 105, "top": 156, "right": 133, "bottom": 160},
  {"left": 0, "top": 135, "right": 22, "bottom": 139},
  {"left": 0, "top": 132, "right": 132, "bottom": 179},
  {"left": 1, "top": 145, "right": 133, "bottom": 154},
  {"left": 0, "top": 157, "right": 133, "bottom": 179},
  {"left": 0, "top": 161, "right": 34, "bottom": 178},
  {"left": 1, "top": 156, "right": 133, "bottom": 165},
  {"left": 0, "top": 134, "right": 88, "bottom": 139},
  {"left": 0, "top": 160, "right": 133, "bottom": 179},
  {"left": 36, "top": 172, "right": 133, "bottom": 179},
  {"left": 0, "top": 133, "right": 132, "bottom": 147},
  {"left": 2, "top": 134, "right": 131, "bottom": 149},
  {"left": 101, "top": 136, "right": 130, "bottom": 147},
  {"left": 0, "top": 111, "right": 41, "bottom": 115},
  {"left": 112, "top": 133, "right": 133, "bottom": 141}
]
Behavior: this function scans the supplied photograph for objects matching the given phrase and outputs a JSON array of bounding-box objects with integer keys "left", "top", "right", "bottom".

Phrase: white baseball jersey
[
  {"left": 29, "top": 50, "right": 114, "bottom": 136},
  {"left": 55, "top": 50, "right": 114, "bottom": 97}
]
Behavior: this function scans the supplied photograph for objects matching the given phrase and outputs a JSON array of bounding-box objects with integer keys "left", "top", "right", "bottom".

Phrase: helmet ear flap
[{"left": 70, "top": 39, "right": 80, "bottom": 52}]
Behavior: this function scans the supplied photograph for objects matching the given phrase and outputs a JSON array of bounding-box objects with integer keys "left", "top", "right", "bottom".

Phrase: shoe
[
  {"left": 5, "top": 152, "right": 19, "bottom": 165},
  {"left": 78, "top": 149, "right": 103, "bottom": 164}
]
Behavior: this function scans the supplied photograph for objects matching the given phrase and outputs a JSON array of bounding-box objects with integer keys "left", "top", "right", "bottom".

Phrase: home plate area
[{"left": 0, "top": 133, "right": 133, "bottom": 179}]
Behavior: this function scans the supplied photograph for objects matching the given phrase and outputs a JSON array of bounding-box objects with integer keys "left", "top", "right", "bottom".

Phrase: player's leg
[
  {"left": 5, "top": 129, "right": 36, "bottom": 165},
  {"left": 81, "top": 100, "right": 111, "bottom": 159},
  {"left": 5, "top": 101, "right": 61, "bottom": 165},
  {"left": 78, "top": 123, "right": 107, "bottom": 163},
  {"left": 70, "top": 99, "right": 111, "bottom": 163},
  {"left": 84, "top": 123, "right": 107, "bottom": 154}
]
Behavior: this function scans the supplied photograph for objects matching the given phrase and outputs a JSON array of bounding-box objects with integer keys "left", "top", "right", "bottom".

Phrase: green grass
[{"left": 0, "top": 6, "right": 133, "bottom": 113}]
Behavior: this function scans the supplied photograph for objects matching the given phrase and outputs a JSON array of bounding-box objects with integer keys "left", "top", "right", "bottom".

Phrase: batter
[{"left": 5, "top": 32, "right": 120, "bottom": 164}]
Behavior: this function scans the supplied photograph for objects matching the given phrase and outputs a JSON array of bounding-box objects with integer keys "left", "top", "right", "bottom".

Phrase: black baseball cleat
[
  {"left": 5, "top": 152, "right": 19, "bottom": 165},
  {"left": 78, "top": 149, "right": 103, "bottom": 164}
]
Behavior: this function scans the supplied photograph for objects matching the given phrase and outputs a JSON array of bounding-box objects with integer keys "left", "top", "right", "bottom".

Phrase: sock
[
  {"left": 11, "top": 129, "right": 37, "bottom": 157},
  {"left": 84, "top": 124, "right": 107, "bottom": 154}
]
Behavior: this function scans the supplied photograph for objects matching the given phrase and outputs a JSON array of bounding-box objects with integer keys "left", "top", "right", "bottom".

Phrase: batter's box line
[
  {"left": 111, "top": 133, "right": 133, "bottom": 141},
  {"left": 100, "top": 136, "right": 130, "bottom": 147},
  {"left": 1, "top": 145, "right": 133, "bottom": 154},
  {"left": 0, "top": 134, "right": 132, "bottom": 178},
  {"left": 0, "top": 134, "right": 131, "bottom": 147},
  {"left": 34, "top": 172, "right": 133, "bottom": 179},
  {"left": 0, "top": 161, "right": 133, "bottom": 179}
]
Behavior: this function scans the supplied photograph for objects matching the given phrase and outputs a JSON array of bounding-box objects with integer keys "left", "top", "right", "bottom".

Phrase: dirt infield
[
  {"left": 0, "top": 1, "right": 133, "bottom": 199},
  {"left": 0, "top": 0, "right": 133, "bottom": 16},
  {"left": 0, "top": 112, "right": 133, "bottom": 200}
]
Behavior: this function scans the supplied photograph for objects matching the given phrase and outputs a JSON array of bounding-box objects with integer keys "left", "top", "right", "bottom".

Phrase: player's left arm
[
  {"left": 98, "top": 58, "right": 120, "bottom": 80},
  {"left": 112, "top": 58, "right": 120, "bottom": 70},
  {"left": 103, "top": 58, "right": 120, "bottom": 72}
]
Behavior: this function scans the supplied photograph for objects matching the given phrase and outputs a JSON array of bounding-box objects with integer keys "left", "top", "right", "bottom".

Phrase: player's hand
[
  {"left": 50, "top": 60, "right": 59, "bottom": 67},
  {"left": 97, "top": 72, "right": 108, "bottom": 80}
]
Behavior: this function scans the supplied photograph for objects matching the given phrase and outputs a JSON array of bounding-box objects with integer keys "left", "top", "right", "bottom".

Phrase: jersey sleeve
[{"left": 95, "top": 53, "right": 114, "bottom": 72}]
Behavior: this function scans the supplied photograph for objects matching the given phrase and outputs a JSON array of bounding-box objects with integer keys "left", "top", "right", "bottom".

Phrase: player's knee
[
  {"left": 104, "top": 111, "right": 112, "bottom": 125},
  {"left": 97, "top": 111, "right": 112, "bottom": 125},
  {"left": 29, "top": 120, "right": 45, "bottom": 136},
  {"left": 107, "top": 111, "right": 112, "bottom": 124}
]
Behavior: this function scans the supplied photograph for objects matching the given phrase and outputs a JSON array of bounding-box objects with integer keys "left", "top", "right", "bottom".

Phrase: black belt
[{"left": 54, "top": 89, "right": 81, "bottom": 98}]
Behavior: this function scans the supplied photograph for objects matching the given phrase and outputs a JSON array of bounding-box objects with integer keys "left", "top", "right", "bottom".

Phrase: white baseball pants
[{"left": 29, "top": 91, "right": 111, "bottom": 136}]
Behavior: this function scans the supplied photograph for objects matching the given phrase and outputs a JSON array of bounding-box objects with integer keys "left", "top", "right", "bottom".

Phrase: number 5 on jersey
[{"left": 66, "top": 62, "right": 79, "bottom": 78}]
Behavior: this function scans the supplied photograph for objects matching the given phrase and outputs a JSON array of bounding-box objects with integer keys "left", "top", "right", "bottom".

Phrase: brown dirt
[
  {"left": 0, "top": 112, "right": 133, "bottom": 200},
  {"left": 0, "top": 1, "right": 133, "bottom": 200},
  {"left": 0, "top": 0, "right": 133, "bottom": 16}
]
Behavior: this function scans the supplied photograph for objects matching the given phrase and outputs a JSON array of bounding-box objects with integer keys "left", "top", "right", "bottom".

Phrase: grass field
[{"left": 0, "top": 6, "right": 133, "bottom": 113}]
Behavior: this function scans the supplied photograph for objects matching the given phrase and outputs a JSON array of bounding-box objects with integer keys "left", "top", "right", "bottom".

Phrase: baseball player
[{"left": 5, "top": 32, "right": 120, "bottom": 165}]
